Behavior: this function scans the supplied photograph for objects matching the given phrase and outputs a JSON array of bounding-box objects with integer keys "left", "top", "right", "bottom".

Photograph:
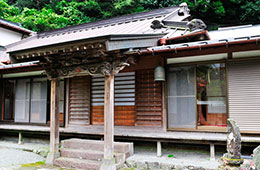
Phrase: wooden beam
[{"left": 46, "top": 78, "right": 60, "bottom": 165}]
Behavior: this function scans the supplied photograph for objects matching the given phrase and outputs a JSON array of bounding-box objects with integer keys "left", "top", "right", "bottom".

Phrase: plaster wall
[{"left": 0, "top": 27, "right": 23, "bottom": 46}]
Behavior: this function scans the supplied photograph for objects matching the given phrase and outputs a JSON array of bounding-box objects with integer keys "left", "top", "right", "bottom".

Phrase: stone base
[
  {"left": 218, "top": 165, "right": 241, "bottom": 170},
  {"left": 221, "top": 156, "right": 244, "bottom": 165},
  {"left": 100, "top": 158, "right": 116, "bottom": 170},
  {"left": 46, "top": 152, "right": 60, "bottom": 165}
]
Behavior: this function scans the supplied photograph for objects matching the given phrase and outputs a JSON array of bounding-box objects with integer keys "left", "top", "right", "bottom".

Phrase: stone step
[
  {"left": 54, "top": 157, "right": 101, "bottom": 170},
  {"left": 61, "top": 138, "right": 133, "bottom": 155},
  {"left": 61, "top": 148, "right": 126, "bottom": 163},
  {"left": 61, "top": 148, "right": 103, "bottom": 161}
]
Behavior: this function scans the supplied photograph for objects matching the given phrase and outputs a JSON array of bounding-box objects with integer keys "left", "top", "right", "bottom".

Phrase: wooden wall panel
[
  {"left": 92, "top": 106, "right": 135, "bottom": 126},
  {"left": 135, "top": 69, "right": 162, "bottom": 126},
  {"left": 68, "top": 76, "right": 90, "bottom": 126}
]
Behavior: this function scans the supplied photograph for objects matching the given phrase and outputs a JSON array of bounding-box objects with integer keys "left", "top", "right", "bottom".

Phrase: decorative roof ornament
[
  {"left": 151, "top": 20, "right": 164, "bottom": 29},
  {"left": 178, "top": 2, "right": 190, "bottom": 16},
  {"left": 187, "top": 19, "right": 207, "bottom": 32}
]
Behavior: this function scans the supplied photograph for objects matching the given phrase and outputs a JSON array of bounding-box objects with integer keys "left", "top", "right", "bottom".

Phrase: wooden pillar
[
  {"left": 100, "top": 74, "right": 116, "bottom": 170},
  {"left": 46, "top": 78, "right": 60, "bottom": 165}
]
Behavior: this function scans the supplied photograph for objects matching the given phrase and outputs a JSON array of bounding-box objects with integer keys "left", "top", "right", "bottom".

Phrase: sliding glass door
[{"left": 167, "top": 66, "right": 196, "bottom": 129}]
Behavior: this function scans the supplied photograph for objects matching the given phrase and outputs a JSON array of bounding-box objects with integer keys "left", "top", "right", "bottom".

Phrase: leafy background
[{"left": 1, "top": 0, "right": 260, "bottom": 32}]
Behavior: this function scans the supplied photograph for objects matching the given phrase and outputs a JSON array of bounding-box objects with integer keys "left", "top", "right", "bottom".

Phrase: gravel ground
[
  {"left": 0, "top": 148, "right": 45, "bottom": 169},
  {"left": 131, "top": 143, "right": 222, "bottom": 169}
]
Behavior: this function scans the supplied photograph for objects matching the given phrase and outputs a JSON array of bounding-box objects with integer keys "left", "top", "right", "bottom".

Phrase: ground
[{"left": 0, "top": 138, "right": 256, "bottom": 170}]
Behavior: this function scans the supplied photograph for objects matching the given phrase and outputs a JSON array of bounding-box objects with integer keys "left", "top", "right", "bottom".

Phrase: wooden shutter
[
  {"left": 135, "top": 69, "right": 162, "bottom": 126},
  {"left": 68, "top": 76, "right": 90, "bottom": 126},
  {"left": 91, "top": 75, "right": 104, "bottom": 125},
  {"left": 228, "top": 61, "right": 260, "bottom": 132},
  {"left": 91, "top": 72, "right": 135, "bottom": 126}
]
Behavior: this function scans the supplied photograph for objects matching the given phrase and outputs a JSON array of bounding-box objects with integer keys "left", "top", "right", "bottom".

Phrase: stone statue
[
  {"left": 253, "top": 145, "right": 260, "bottom": 170},
  {"left": 219, "top": 119, "right": 244, "bottom": 170},
  {"left": 226, "top": 119, "right": 242, "bottom": 159}
]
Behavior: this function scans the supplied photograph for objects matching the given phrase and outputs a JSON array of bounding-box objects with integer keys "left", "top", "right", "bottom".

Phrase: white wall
[{"left": 0, "top": 27, "right": 23, "bottom": 46}]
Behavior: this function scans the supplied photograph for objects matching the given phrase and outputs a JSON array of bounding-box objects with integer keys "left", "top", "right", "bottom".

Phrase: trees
[{"left": 1, "top": 0, "right": 260, "bottom": 32}]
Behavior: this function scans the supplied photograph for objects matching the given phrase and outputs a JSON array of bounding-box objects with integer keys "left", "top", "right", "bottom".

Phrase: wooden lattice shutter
[
  {"left": 91, "top": 72, "right": 135, "bottom": 126},
  {"left": 135, "top": 69, "right": 162, "bottom": 126},
  {"left": 68, "top": 76, "right": 90, "bottom": 126}
]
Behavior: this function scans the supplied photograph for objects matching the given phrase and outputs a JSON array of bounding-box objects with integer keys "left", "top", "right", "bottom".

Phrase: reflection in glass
[{"left": 196, "top": 63, "right": 227, "bottom": 127}]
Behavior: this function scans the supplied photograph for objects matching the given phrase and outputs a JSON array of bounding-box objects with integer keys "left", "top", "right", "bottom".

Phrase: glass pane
[
  {"left": 15, "top": 79, "right": 30, "bottom": 123},
  {"left": 168, "top": 66, "right": 196, "bottom": 129},
  {"left": 3, "top": 80, "right": 15, "bottom": 120},
  {"left": 197, "top": 63, "right": 227, "bottom": 127},
  {"left": 59, "top": 81, "right": 64, "bottom": 113},
  {"left": 30, "top": 78, "right": 47, "bottom": 123}
]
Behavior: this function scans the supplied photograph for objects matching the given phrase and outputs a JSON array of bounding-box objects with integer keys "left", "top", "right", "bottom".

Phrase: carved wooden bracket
[{"left": 44, "top": 57, "right": 133, "bottom": 79}]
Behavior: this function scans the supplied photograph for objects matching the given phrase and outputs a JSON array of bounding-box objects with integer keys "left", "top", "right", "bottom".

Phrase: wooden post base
[
  {"left": 210, "top": 143, "right": 215, "bottom": 161},
  {"left": 18, "top": 132, "right": 23, "bottom": 145},
  {"left": 157, "top": 141, "right": 162, "bottom": 157},
  {"left": 46, "top": 152, "right": 60, "bottom": 165},
  {"left": 100, "top": 158, "right": 116, "bottom": 170}
]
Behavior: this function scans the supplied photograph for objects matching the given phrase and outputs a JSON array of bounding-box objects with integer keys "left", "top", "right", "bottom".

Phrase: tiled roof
[
  {"left": 6, "top": 6, "right": 189, "bottom": 54},
  {"left": 144, "top": 24, "right": 260, "bottom": 52}
]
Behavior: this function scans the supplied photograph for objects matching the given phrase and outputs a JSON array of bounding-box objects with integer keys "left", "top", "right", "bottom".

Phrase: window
[
  {"left": 167, "top": 62, "right": 227, "bottom": 129},
  {"left": 15, "top": 78, "right": 47, "bottom": 123},
  {"left": 1, "top": 77, "right": 65, "bottom": 125}
]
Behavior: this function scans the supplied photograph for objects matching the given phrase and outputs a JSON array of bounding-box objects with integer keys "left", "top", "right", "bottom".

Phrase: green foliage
[
  {"left": 113, "top": 0, "right": 144, "bottom": 16},
  {"left": 240, "top": 0, "right": 260, "bottom": 24},
  {"left": 1, "top": 0, "right": 260, "bottom": 32},
  {"left": 21, "top": 161, "right": 45, "bottom": 167},
  {"left": 0, "top": 0, "right": 19, "bottom": 18},
  {"left": 7, "top": 7, "right": 69, "bottom": 32}
]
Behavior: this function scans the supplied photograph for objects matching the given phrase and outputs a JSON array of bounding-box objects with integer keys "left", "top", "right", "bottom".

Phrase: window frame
[
  {"left": 166, "top": 60, "right": 228, "bottom": 131},
  {"left": 0, "top": 76, "right": 66, "bottom": 126}
]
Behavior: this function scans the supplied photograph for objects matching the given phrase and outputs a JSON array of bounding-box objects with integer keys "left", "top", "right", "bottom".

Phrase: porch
[
  {"left": 1, "top": 124, "right": 260, "bottom": 157},
  {"left": 2, "top": 124, "right": 260, "bottom": 142},
  {"left": 0, "top": 124, "right": 227, "bottom": 142}
]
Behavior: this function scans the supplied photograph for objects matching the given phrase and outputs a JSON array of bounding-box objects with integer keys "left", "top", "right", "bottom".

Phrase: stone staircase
[{"left": 54, "top": 138, "right": 134, "bottom": 170}]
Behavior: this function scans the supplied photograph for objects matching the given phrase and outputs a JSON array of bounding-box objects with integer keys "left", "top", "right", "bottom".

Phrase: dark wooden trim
[{"left": 139, "top": 40, "right": 260, "bottom": 59}]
